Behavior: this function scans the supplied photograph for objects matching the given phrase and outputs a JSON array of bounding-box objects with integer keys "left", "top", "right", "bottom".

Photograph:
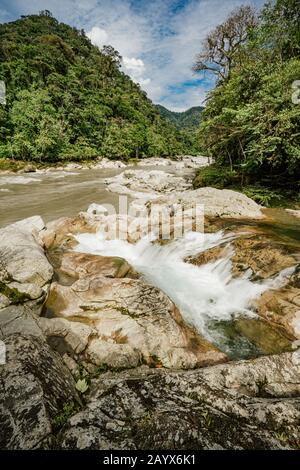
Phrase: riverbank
[
  {"left": 193, "top": 165, "right": 300, "bottom": 209},
  {"left": 0, "top": 155, "right": 210, "bottom": 175},
  {"left": 1, "top": 157, "right": 300, "bottom": 450},
  {"left": 1, "top": 198, "right": 300, "bottom": 449},
  {"left": 0, "top": 155, "right": 209, "bottom": 228}
]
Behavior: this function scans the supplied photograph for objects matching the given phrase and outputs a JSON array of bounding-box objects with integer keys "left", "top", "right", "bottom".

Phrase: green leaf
[{"left": 75, "top": 378, "right": 89, "bottom": 394}]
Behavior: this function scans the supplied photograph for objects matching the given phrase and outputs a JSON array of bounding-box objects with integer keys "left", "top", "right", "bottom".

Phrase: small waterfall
[{"left": 74, "top": 230, "right": 294, "bottom": 347}]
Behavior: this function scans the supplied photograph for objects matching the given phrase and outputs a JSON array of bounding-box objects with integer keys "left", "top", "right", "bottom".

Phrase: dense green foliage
[
  {"left": 193, "top": 164, "right": 292, "bottom": 207},
  {"left": 0, "top": 11, "right": 191, "bottom": 162},
  {"left": 156, "top": 104, "right": 204, "bottom": 155},
  {"left": 197, "top": 0, "right": 300, "bottom": 190},
  {"left": 156, "top": 105, "right": 203, "bottom": 129}
]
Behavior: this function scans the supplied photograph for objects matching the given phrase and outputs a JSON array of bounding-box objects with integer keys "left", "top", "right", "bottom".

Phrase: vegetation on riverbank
[
  {"left": 194, "top": 0, "right": 300, "bottom": 196},
  {"left": 193, "top": 165, "right": 300, "bottom": 208},
  {"left": 0, "top": 11, "right": 200, "bottom": 163}
]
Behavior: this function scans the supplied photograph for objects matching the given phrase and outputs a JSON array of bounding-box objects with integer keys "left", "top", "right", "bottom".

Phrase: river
[{"left": 2, "top": 163, "right": 300, "bottom": 359}]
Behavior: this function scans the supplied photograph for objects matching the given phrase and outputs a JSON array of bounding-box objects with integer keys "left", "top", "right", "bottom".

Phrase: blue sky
[{"left": 0, "top": 0, "right": 265, "bottom": 111}]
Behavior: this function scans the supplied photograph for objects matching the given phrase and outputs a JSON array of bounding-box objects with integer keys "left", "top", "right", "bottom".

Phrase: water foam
[
  {"left": 0, "top": 175, "right": 41, "bottom": 185},
  {"left": 74, "top": 230, "right": 294, "bottom": 342}
]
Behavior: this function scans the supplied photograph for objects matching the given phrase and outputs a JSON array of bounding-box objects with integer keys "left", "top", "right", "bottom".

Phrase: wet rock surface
[
  {"left": 0, "top": 328, "right": 80, "bottom": 449},
  {"left": 105, "top": 169, "right": 191, "bottom": 200},
  {"left": 45, "top": 263, "right": 226, "bottom": 369},
  {"left": 59, "top": 351, "right": 300, "bottom": 450},
  {"left": 188, "top": 232, "right": 300, "bottom": 346},
  {"left": 188, "top": 234, "right": 298, "bottom": 280},
  {"left": 1, "top": 165, "right": 300, "bottom": 450}
]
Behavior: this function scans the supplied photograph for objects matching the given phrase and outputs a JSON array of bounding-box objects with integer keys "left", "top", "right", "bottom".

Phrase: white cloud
[
  {"left": 123, "top": 57, "right": 145, "bottom": 77},
  {"left": 122, "top": 56, "right": 151, "bottom": 87},
  {"left": 6, "top": 0, "right": 266, "bottom": 110},
  {"left": 87, "top": 26, "right": 108, "bottom": 48}
]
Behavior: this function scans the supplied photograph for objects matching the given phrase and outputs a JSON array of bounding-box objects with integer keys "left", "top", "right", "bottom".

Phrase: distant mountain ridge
[{"left": 156, "top": 105, "right": 204, "bottom": 129}]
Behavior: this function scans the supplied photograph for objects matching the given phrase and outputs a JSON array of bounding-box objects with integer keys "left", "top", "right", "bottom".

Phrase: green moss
[
  {"left": 0, "top": 281, "right": 30, "bottom": 304},
  {"left": 115, "top": 306, "right": 139, "bottom": 319},
  {"left": 52, "top": 401, "right": 80, "bottom": 432}
]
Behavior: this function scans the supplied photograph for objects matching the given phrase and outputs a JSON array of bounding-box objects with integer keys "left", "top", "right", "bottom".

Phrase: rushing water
[
  {"left": 74, "top": 230, "right": 295, "bottom": 357},
  {"left": 0, "top": 168, "right": 125, "bottom": 227},
  {"left": 2, "top": 165, "right": 300, "bottom": 358}
]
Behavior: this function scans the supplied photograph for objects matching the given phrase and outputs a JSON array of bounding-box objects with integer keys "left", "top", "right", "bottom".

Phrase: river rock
[
  {"left": 45, "top": 275, "right": 226, "bottom": 369},
  {"left": 179, "top": 155, "right": 211, "bottom": 169},
  {"left": 286, "top": 209, "right": 300, "bottom": 219},
  {"left": 87, "top": 203, "right": 109, "bottom": 216},
  {"left": 148, "top": 187, "right": 264, "bottom": 220},
  {"left": 256, "top": 282, "right": 300, "bottom": 339},
  {"left": 40, "top": 214, "right": 100, "bottom": 250},
  {"left": 38, "top": 317, "right": 97, "bottom": 355},
  {"left": 136, "top": 157, "right": 172, "bottom": 167},
  {"left": 105, "top": 169, "right": 191, "bottom": 198},
  {"left": 59, "top": 350, "right": 300, "bottom": 450},
  {"left": 93, "top": 158, "right": 126, "bottom": 169},
  {"left": 56, "top": 252, "right": 132, "bottom": 280},
  {"left": 0, "top": 217, "right": 53, "bottom": 307},
  {"left": 0, "top": 304, "right": 45, "bottom": 338},
  {"left": 0, "top": 332, "right": 80, "bottom": 449},
  {"left": 9, "top": 215, "right": 45, "bottom": 234},
  {"left": 0, "top": 296, "right": 80, "bottom": 450},
  {"left": 135, "top": 156, "right": 210, "bottom": 169},
  {"left": 189, "top": 234, "right": 298, "bottom": 280}
]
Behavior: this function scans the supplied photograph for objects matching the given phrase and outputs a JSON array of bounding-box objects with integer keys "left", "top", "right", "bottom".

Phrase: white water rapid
[{"left": 74, "top": 230, "right": 294, "bottom": 346}]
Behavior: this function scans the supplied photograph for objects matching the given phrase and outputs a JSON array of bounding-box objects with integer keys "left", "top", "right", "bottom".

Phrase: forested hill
[
  {"left": 0, "top": 11, "right": 193, "bottom": 162},
  {"left": 156, "top": 105, "right": 203, "bottom": 129},
  {"left": 194, "top": 0, "right": 300, "bottom": 199}
]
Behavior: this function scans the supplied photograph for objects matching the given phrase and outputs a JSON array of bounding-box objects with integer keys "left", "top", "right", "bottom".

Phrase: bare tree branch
[{"left": 193, "top": 5, "right": 257, "bottom": 80}]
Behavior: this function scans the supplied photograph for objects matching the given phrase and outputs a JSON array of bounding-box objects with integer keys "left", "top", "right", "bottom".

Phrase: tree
[
  {"left": 193, "top": 5, "right": 257, "bottom": 80},
  {"left": 196, "top": 0, "right": 300, "bottom": 189},
  {"left": 101, "top": 45, "right": 122, "bottom": 68},
  {"left": 259, "top": 0, "right": 300, "bottom": 60},
  {"left": 39, "top": 10, "right": 53, "bottom": 18},
  {"left": 0, "top": 13, "right": 186, "bottom": 162},
  {"left": 9, "top": 89, "right": 68, "bottom": 161}
]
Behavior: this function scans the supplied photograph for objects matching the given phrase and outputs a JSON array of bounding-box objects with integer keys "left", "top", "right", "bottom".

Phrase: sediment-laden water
[{"left": 2, "top": 164, "right": 300, "bottom": 358}]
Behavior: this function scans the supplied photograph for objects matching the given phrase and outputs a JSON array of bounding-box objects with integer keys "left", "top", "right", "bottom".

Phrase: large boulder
[
  {"left": 39, "top": 214, "right": 99, "bottom": 250},
  {"left": 59, "top": 350, "right": 300, "bottom": 450},
  {"left": 148, "top": 187, "right": 265, "bottom": 220},
  {"left": 0, "top": 332, "right": 80, "bottom": 449},
  {"left": 105, "top": 169, "right": 191, "bottom": 199},
  {"left": 45, "top": 273, "right": 226, "bottom": 370},
  {"left": 188, "top": 234, "right": 298, "bottom": 280},
  {"left": 0, "top": 217, "right": 53, "bottom": 308}
]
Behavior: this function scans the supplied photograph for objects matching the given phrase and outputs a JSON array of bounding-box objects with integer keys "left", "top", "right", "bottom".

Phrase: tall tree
[
  {"left": 195, "top": 0, "right": 300, "bottom": 188},
  {"left": 193, "top": 5, "right": 257, "bottom": 80}
]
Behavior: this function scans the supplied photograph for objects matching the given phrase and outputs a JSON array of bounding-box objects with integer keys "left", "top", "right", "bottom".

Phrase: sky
[{"left": 0, "top": 0, "right": 265, "bottom": 111}]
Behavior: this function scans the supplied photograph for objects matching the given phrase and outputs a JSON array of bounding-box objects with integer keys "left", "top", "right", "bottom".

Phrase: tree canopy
[
  {"left": 194, "top": 0, "right": 300, "bottom": 190},
  {"left": 0, "top": 12, "right": 196, "bottom": 162}
]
